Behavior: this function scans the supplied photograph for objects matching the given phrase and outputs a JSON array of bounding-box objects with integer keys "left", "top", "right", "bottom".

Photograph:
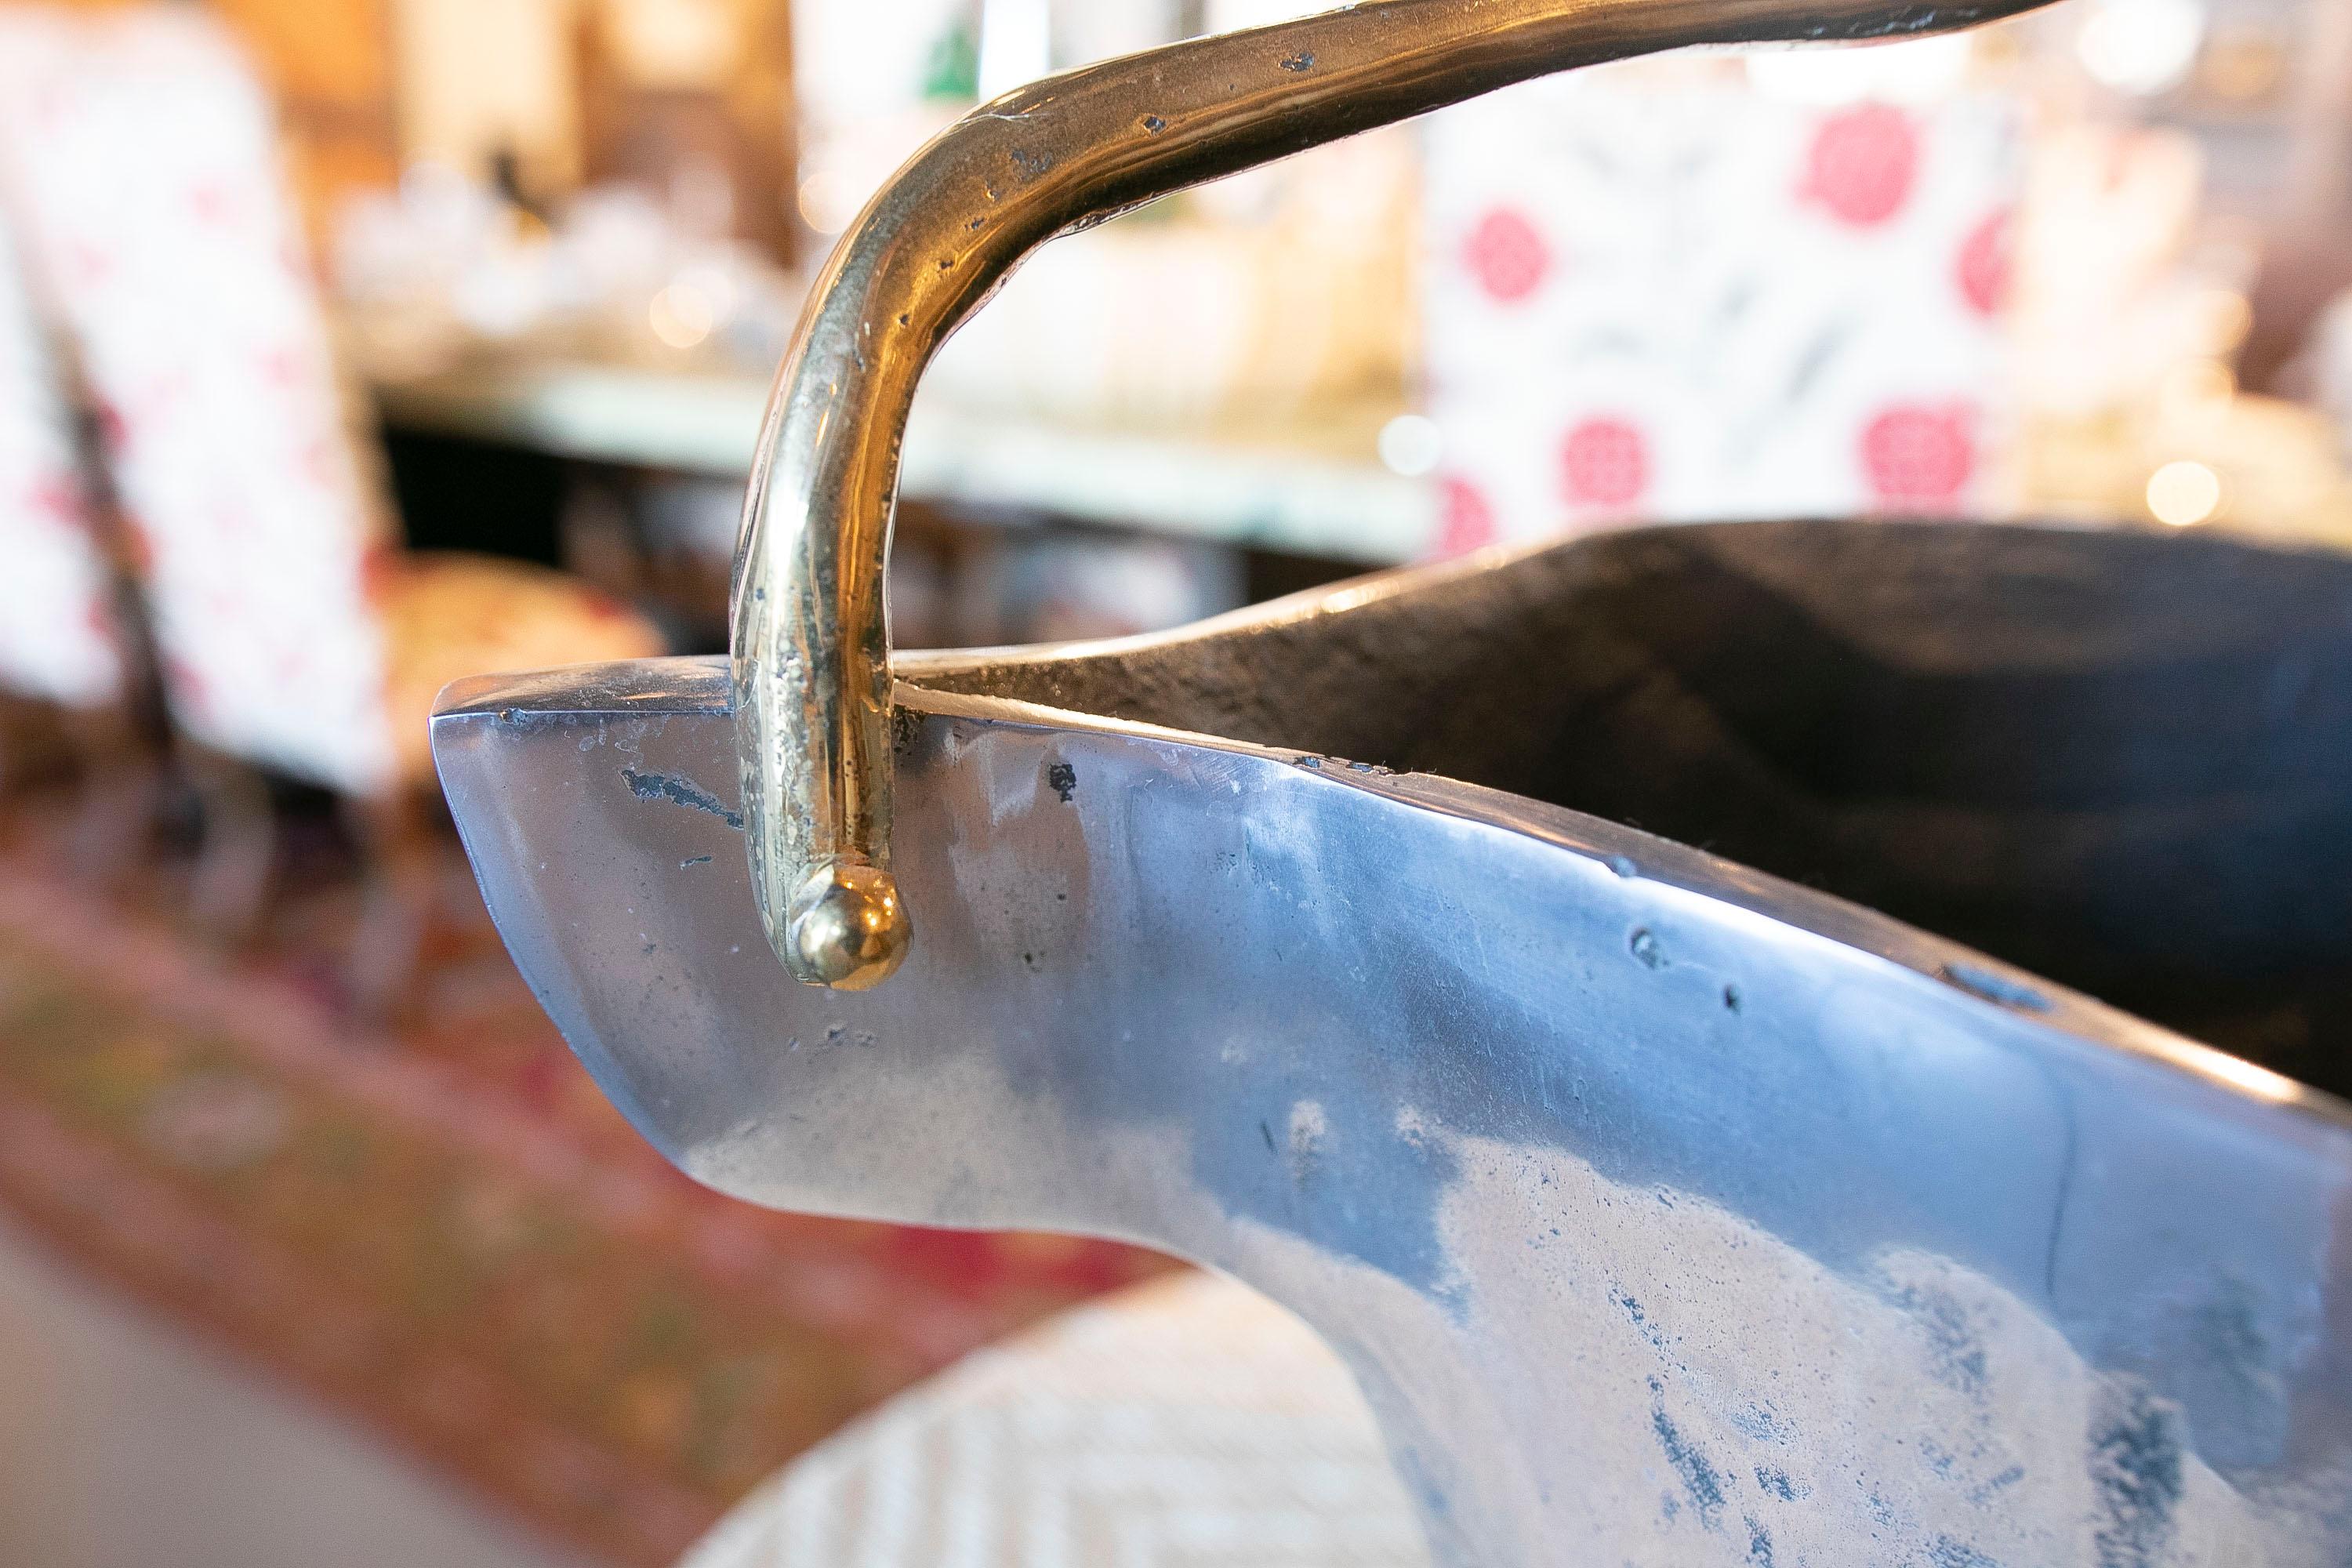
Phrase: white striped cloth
[{"left": 681, "top": 1271, "right": 1430, "bottom": 1568}]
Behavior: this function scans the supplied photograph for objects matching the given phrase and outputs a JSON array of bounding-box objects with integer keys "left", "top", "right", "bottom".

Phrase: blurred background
[{"left": 2, "top": 0, "right": 2352, "bottom": 1563}]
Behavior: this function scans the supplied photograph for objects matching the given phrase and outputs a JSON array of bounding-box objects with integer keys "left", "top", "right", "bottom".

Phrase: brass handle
[{"left": 732, "top": 0, "right": 2050, "bottom": 989}]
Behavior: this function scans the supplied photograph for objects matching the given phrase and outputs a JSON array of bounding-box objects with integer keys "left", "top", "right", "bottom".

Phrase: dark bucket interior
[{"left": 919, "top": 519, "right": 2352, "bottom": 1098}]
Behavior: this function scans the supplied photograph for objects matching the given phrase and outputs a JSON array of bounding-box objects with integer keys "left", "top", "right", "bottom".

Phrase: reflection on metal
[
  {"left": 731, "top": 0, "right": 2059, "bottom": 988},
  {"left": 442, "top": 518, "right": 2352, "bottom": 1566}
]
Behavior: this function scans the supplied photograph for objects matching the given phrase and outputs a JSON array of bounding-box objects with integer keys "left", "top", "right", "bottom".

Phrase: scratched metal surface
[{"left": 437, "top": 524, "right": 2352, "bottom": 1566}]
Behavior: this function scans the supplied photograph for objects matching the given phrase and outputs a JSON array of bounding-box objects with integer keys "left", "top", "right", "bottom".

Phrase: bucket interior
[{"left": 918, "top": 520, "right": 2352, "bottom": 1098}]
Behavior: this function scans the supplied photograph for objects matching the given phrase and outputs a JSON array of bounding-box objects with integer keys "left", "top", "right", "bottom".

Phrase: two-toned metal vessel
[{"left": 436, "top": 1, "right": 2352, "bottom": 1561}]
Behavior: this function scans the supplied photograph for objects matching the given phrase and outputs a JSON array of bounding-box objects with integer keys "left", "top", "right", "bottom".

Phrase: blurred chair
[
  {"left": 0, "top": 6, "right": 665, "bottom": 1010},
  {"left": 0, "top": 175, "right": 151, "bottom": 868}
]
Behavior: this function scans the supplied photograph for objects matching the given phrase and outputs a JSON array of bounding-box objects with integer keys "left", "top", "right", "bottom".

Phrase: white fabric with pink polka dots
[
  {"left": 1423, "top": 67, "right": 2020, "bottom": 552},
  {"left": 0, "top": 8, "right": 394, "bottom": 788},
  {"left": 0, "top": 156, "right": 119, "bottom": 710}
]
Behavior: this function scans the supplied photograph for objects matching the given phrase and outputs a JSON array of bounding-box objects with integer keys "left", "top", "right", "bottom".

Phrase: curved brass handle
[{"left": 733, "top": 0, "right": 2050, "bottom": 989}]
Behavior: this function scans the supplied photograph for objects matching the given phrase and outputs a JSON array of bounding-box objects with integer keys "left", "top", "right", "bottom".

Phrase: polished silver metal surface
[
  {"left": 443, "top": 520, "right": 2352, "bottom": 1566},
  {"left": 733, "top": 0, "right": 2060, "bottom": 988}
]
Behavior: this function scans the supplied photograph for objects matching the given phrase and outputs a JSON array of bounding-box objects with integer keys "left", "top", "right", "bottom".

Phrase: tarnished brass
[{"left": 731, "top": 0, "right": 2055, "bottom": 988}]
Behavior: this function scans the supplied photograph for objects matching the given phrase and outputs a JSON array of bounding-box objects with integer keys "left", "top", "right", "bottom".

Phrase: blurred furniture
[
  {"left": 922, "top": 132, "right": 1416, "bottom": 432},
  {"left": 0, "top": 180, "right": 155, "bottom": 876},
  {"left": 787, "top": 0, "right": 1414, "bottom": 453},
  {"left": 0, "top": 5, "right": 663, "bottom": 1008},
  {"left": 680, "top": 1269, "right": 1430, "bottom": 1568},
  {"left": 2005, "top": 120, "right": 2352, "bottom": 539},
  {"left": 0, "top": 212, "right": 118, "bottom": 726},
  {"left": 210, "top": 0, "right": 401, "bottom": 244},
  {"left": 0, "top": 181, "right": 125, "bottom": 790},
  {"left": 393, "top": 0, "right": 583, "bottom": 209},
  {"left": 786, "top": 0, "right": 975, "bottom": 241},
  {"left": 578, "top": 0, "right": 799, "bottom": 263},
  {"left": 372, "top": 359, "right": 1439, "bottom": 564}
]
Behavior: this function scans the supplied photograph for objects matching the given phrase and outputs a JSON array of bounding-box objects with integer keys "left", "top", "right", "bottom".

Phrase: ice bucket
[{"left": 434, "top": 1, "right": 2352, "bottom": 1561}]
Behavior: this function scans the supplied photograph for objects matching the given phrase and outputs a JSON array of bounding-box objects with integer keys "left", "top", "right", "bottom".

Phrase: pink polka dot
[
  {"left": 66, "top": 240, "right": 111, "bottom": 289},
  {"left": 1463, "top": 208, "right": 1551, "bottom": 304},
  {"left": 28, "top": 476, "right": 80, "bottom": 524},
  {"left": 190, "top": 179, "right": 239, "bottom": 230},
  {"left": 1437, "top": 475, "right": 1498, "bottom": 556},
  {"left": 1560, "top": 418, "right": 1650, "bottom": 510},
  {"left": 1802, "top": 104, "right": 1919, "bottom": 228},
  {"left": 1860, "top": 405, "right": 1975, "bottom": 506},
  {"left": 1956, "top": 207, "right": 2013, "bottom": 317},
  {"left": 303, "top": 437, "right": 343, "bottom": 489},
  {"left": 95, "top": 399, "right": 134, "bottom": 454}
]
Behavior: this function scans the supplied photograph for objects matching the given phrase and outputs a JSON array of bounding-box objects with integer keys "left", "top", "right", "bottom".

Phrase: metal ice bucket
[{"left": 432, "top": 2, "right": 2352, "bottom": 1561}]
